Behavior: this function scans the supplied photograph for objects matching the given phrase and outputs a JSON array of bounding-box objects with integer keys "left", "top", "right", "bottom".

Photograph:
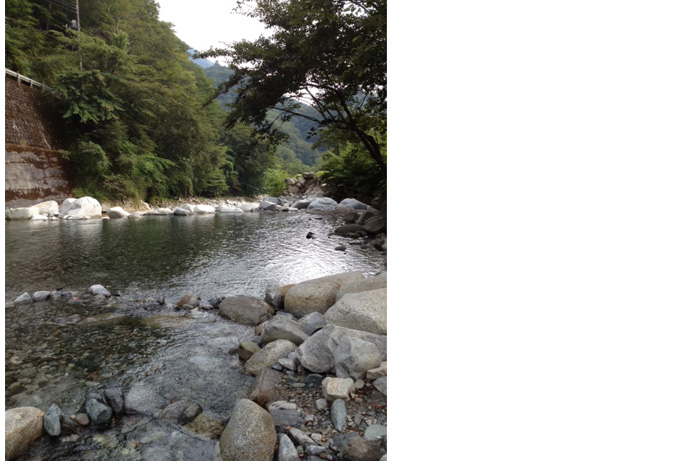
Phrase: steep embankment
[{"left": 5, "top": 77, "right": 75, "bottom": 208}]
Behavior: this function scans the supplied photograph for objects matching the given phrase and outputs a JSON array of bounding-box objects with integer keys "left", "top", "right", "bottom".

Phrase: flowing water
[{"left": 4, "top": 211, "right": 387, "bottom": 460}]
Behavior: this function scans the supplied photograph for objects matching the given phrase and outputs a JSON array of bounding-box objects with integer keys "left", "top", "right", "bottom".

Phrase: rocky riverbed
[{"left": 5, "top": 270, "right": 388, "bottom": 461}]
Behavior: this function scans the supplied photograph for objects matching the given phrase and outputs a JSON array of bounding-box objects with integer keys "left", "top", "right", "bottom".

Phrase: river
[{"left": 4, "top": 211, "right": 386, "bottom": 460}]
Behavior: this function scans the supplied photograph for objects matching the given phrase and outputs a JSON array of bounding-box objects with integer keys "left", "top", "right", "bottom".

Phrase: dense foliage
[
  {"left": 6, "top": 0, "right": 386, "bottom": 201},
  {"left": 199, "top": 0, "right": 387, "bottom": 191}
]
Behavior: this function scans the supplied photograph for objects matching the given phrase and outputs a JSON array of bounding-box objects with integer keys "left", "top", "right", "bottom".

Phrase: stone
[
  {"left": 298, "top": 312, "right": 326, "bottom": 336},
  {"left": 248, "top": 368, "right": 284, "bottom": 408},
  {"left": 173, "top": 207, "right": 193, "bottom": 216},
  {"left": 296, "top": 325, "right": 387, "bottom": 374},
  {"left": 278, "top": 357, "right": 297, "bottom": 370},
  {"left": 183, "top": 413, "right": 225, "bottom": 439},
  {"left": 237, "top": 202, "right": 259, "bottom": 212},
  {"left": 74, "top": 413, "right": 90, "bottom": 425},
  {"left": 103, "top": 388, "right": 125, "bottom": 414},
  {"left": 5, "top": 407, "right": 45, "bottom": 460},
  {"left": 219, "top": 295, "right": 273, "bottom": 326},
  {"left": 324, "top": 288, "right": 387, "bottom": 335},
  {"left": 366, "top": 362, "right": 387, "bottom": 381},
  {"left": 245, "top": 340, "right": 298, "bottom": 376},
  {"left": 14, "top": 292, "right": 32, "bottom": 304},
  {"left": 217, "top": 204, "right": 243, "bottom": 213},
  {"left": 277, "top": 433, "right": 301, "bottom": 461},
  {"left": 364, "top": 424, "right": 387, "bottom": 441},
  {"left": 290, "top": 199, "right": 311, "bottom": 209},
  {"left": 364, "top": 214, "right": 386, "bottom": 234},
  {"left": 106, "top": 206, "right": 130, "bottom": 218},
  {"left": 32, "top": 291, "right": 51, "bottom": 301},
  {"left": 335, "top": 272, "right": 387, "bottom": 301},
  {"left": 30, "top": 214, "right": 48, "bottom": 220},
  {"left": 339, "top": 198, "right": 369, "bottom": 210},
  {"left": 260, "top": 315, "right": 310, "bottom": 346},
  {"left": 333, "top": 337, "right": 383, "bottom": 380},
  {"left": 284, "top": 282, "right": 340, "bottom": 318},
  {"left": 193, "top": 204, "right": 216, "bottom": 214},
  {"left": 333, "top": 224, "right": 366, "bottom": 235},
  {"left": 321, "top": 377, "right": 355, "bottom": 401},
  {"left": 43, "top": 403, "right": 62, "bottom": 436},
  {"left": 176, "top": 293, "right": 199, "bottom": 309},
  {"left": 124, "top": 385, "right": 167, "bottom": 415},
  {"left": 86, "top": 398, "right": 112, "bottom": 426},
  {"left": 5, "top": 206, "right": 38, "bottom": 220},
  {"left": 269, "top": 408, "right": 304, "bottom": 430},
  {"left": 287, "top": 427, "right": 317, "bottom": 447},
  {"left": 330, "top": 399, "right": 347, "bottom": 431},
  {"left": 154, "top": 400, "right": 190, "bottom": 422},
  {"left": 315, "top": 398, "right": 328, "bottom": 411},
  {"left": 60, "top": 196, "right": 102, "bottom": 219},
  {"left": 239, "top": 340, "right": 261, "bottom": 362},
  {"left": 58, "top": 414, "right": 82, "bottom": 435},
  {"left": 307, "top": 197, "right": 338, "bottom": 210},
  {"left": 373, "top": 377, "right": 387, "bottom": 396},
  {"left": 88, "top": 284, "right": 111, "bottom": 297},
  {"left": 219, "top": 399, "right": 276, "bottom": 461},
  {"left": 341, "top": 436, "right": 386, "bottom": 461},
  {"left": 179, "top": 402, "right": 203, "bottom": 425}
]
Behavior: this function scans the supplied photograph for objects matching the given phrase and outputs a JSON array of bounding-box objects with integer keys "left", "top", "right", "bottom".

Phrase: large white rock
[
  {"left": 335, "top": 272, "right": 387, "bottom": 301},
  {"left": 106, "top": 206, "right": 130, "bottom": 218},
  {"left": 34, "top": 200, "right": 59, "bottom": 215},
  {"left": 307, "top": 197, "right": 338, "bottom": 210},
  {"left": 5, "top": 207, "right": 38, "bottom": 220},
  {"left": 237, "top": 202, "right": 259, "bottom": 212},
  {"left": 5, "top": 407, "right": 45, "bottom": 460},
  {"left": 217, "top": 204, "right": 243, "bottom": 213},
  {"left": 60, "top": 197, "right": 102, "bottom": 219},
  {"left": 193, "top": 204, "right": 216, "bottom": 214}
]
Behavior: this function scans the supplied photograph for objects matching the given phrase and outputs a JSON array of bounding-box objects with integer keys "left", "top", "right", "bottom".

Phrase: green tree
[{"left": 198, "top": 0, "right": 387, "bottom": 178}]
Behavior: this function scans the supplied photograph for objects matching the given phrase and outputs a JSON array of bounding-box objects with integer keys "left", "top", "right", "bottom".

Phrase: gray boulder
[
  {"left": 284, "top": 282, "right": 339, "bottom": 318},
  {"left": 14, "top": 292, "right": 32, "bottom": 304},
  {"left": 341, "top": 436, "right": 386, "bottom": 461},
  {"left": 333, "top": 337, "right": 383, "bottom": 380},
  {"left": 290, "top": 199, "right": 311, "bottom": 209},
  {"left": 333, "top": 224, "right": 366, "bottom": 235},
  {"left": 298, "top": 312, "right": 326, "bottom": 336},
  {"left": 331, "top": 399, "right": 347, "bottom": 431},
  {"left": 324, "top": 288, "right": 387, "bottom": 335},
  {"left": 219, "top": 399, "right": 276, "bottom": 461},
  {"left": 260, "top": 315, "right": 309, "bottom": 346},
  {"left": 339, "top": 198, "right": 368, "bottom": 209},
  {"left": 373, "top": 376, "right": 387, "bottom": 396},
  {"left": 244, "top": 339, "right": 297, "bottom": 376},
  {"left": 296, "top": 324, "right": 387, "bottom": 374},
  {"left": 103, "top": 388, "right": 125, "bottom": 414},
  {"left": 32, "top": 291, "right": 51, "bottom": 301},
  {"left": 336, "top": 272, "right": 387, "bottom": 301},
  {"left": 307, "top": 197, "right": 338, "bottom": 210},
  {"left": 86, "top": 397, "right": 112, "bottom": 426},
  {"left": 364, "top": 214, "right": 386, "bottom": 234},
  {"left": 219, "top": 295, "right": 273, "bottom": 326},
  {"left": 6, "top": 206, "right": 38, "bottom": 220},
  {"left": 173, "top": 207, "right": 193, "bottom": 216},
  {"left": 5, "top": 407, "right": 45, "bottom": 460},
  {"left": 248, "top": 368, "right": 284, "bottom": 408}
]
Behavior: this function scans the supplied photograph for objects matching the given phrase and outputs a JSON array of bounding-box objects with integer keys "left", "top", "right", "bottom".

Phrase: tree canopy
[{"left": 198, "top": 0, "right": 387, "bottom": 178}]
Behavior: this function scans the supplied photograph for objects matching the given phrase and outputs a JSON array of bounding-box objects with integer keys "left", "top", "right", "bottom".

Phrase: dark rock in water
[
  {"left": 59, "top": 413, "right": 83, "bottom": 435},
  {"left": 176, "top": 293, "right": 199, "bottom": 309},
  {"left": 335, "top": 245, "right": 347, "bottom": 251},
  {"left": 85, "top": 398, "right": 112, "bottom": 427},
  {"left": 179, "top": 402, "right": 203, "bottom": 425},
  {"left": 43, "top": 403, "right": 62, "bottom": 436},
  {"left": 103, "top": 387, "right": 125, "bottom": 414},
  {"left": 306, "top": 232, "right": 316, "bottom": 239},
  {"left": 218, "top": 295, "right": 273, "bottom": 326},
  {"left": 333, "top": 224, "right": 365, "bottom": 235}
]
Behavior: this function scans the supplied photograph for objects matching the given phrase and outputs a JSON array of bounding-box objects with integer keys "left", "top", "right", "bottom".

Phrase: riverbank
[{"left": 5, "top": 270, "right": 388, "bottom": 461}]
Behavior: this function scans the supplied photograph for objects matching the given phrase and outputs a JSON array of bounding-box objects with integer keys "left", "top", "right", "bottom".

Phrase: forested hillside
[
  {"left": 6, "top": 0, "right": 387, "bottom": 202},
  {"left": 5, "top": 0, "right": 317, "bottom": 200}
]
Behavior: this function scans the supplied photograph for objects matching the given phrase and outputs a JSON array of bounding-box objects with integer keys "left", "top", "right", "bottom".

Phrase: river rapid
[{"left": 4, "top": 211, "right": 386, "bottom": 460}]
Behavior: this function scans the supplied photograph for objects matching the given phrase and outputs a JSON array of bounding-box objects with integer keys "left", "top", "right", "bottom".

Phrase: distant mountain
[
  {"left": 202, "top": 63, "right": 326, "bottom": 166},
  {"left": 187, "top": 49, "right": 215, "bottom": 68}
]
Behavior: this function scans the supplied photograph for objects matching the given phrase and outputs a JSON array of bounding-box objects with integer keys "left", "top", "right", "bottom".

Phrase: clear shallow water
[
  {"left": 5, "top": 211, "right": 386, "bottom": 301},
  {"left": 4, "top": 211, "right": 386, "bottom": 460}
]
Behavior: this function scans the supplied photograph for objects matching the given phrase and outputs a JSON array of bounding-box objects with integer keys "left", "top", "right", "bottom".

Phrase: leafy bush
[
  {"left": 262, "top": 168, "right": 290, "bottom": 197},
  {"left": 315, "top": 140, "right": 386, "bottom": 200}
]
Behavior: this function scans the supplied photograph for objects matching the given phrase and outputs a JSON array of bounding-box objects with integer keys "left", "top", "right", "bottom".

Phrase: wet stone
[
  {"left": 86, "top": 398, "right": 113, "bottom": 426},
  {"left": 43, "top": 403, "right": 62, "bottom": 436}
]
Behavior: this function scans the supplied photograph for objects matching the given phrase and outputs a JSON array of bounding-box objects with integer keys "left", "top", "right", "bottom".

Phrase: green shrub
[
  {"left": 315, "top": 140, "right": 386, "bottom": 199},
  {"left": 262, "top": 168, "right": 289, "bottom": 197}
]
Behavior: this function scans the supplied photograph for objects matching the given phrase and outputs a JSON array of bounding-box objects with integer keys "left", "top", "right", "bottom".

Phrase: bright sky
[{"left": 156, "top": 0, "right": 268, "bottom": 52}]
